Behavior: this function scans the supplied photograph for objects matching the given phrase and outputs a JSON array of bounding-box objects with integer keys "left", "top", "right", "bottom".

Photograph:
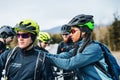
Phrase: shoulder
[
  {"left": 58, "top": 41, "right": 64, "bottom": 47},
  {"left": 83, "top": 41, "right": 102, "bottom": 53},
  {"left": 89, "top": 41, "right": 101, "bottom": 49},
  {"left": 0, "top": 49, "right": 11, "bottom": 61},
  {"left": 1, "top": 49, "right": 11, "bottom": 56}
]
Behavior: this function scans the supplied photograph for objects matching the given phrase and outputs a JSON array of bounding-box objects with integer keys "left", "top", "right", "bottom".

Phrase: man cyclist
[
  {"left": 56, "top": 24, "right": 74, "bottom": 80},
  {"left": 0, "top": 19, "right": 54, "bottom": 80},
  {"left": 46, "top": 14, "right": 113, "bottom": 80}
]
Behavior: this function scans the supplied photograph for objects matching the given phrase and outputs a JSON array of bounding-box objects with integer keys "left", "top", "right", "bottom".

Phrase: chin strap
[{"left": 22, "top": 41, "right": 34, "bottom": 51}]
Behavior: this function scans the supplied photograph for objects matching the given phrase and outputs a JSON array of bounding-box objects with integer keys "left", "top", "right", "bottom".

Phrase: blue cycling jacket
[{"left": 47, "top": 40, "right": 112, "bottom": 80}]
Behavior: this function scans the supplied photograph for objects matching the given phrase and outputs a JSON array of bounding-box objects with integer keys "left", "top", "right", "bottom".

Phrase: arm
[
  {"left": 0, "top": 50, "right": 10, "bottom": 78},
  {"left": 47, "top": 49, "right": 74, "bottom": 59},
  {"left": 47, "top": 42, "right": 74, "bottom": 58},
  {"left": 47, "top": 43, "right": 103, "bottom": 70}
]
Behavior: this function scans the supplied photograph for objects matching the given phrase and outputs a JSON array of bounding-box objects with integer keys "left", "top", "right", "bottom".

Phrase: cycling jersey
[
  {"left": 0, "top": 47, "right": 54, "bottom": 80},
  {"left": 57, "top": 40, "right": 74, "bottom": 54}
]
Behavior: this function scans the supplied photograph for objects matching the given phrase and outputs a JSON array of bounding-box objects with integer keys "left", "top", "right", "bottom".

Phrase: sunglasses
[
  {"left": 39, "top": 40, "right": 49, "bottom": 44},
  {"left": 62, "top": 34, "right": 69, "bottom": 38},
  {"left": 62, "top": 34, "right": 69, "bottom": 35},
  {"left": 44, "top": 42, "right": 48, "bottom": 44},
  {"left": 70, "top": 29, "right": 79, "bottom": 34},
  {"left": 17, "top": 33, "right": 31, "bottom": 38}
]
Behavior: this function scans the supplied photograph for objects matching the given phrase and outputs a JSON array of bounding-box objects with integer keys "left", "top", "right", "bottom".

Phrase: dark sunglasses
[
  {"left": 17, "top": 33, "right": 31, "bottom": 38},
  {"left": 39, "top": 40, "right": 49, "bottom": 44},
  {"left": 44, "top": 42, "right": 48, "bottom": 44},
  {"left": 70, "top": 29, "right": 79, "bottom": 34},
  {"left": 62, "top": 34, "right": 69, "bottom": 35}
]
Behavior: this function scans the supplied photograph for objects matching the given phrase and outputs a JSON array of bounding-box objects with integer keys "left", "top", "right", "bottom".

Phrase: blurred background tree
[
  {"left": 108, "top": 12, "right": 120, "bottom": 51},
  {"left": 51, "top": 34, "right": 63, "bottom": 44}
]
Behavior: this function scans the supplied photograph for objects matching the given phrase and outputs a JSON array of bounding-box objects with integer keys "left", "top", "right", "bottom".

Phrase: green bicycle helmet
[
  {"left": 38, "top": 32, "right": 51, "bottom": 43},
  {"left": 15, "top": 19, "right": 39, "bottom": 36},
  {"left": 61, "top": 24, "right": 71, "bottom": 34},
  {"left": 67, "top": 14, "right": 94, "bottom": 30}
]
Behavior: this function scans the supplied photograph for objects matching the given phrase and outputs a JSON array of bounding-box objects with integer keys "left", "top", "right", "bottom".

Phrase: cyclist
[
  {"left": 46, "top": 14, "right": 113, "bottom": 80},
  {"left": 0, "top": 25, "right": 16, "bottom": 54},
  {"left": 0, "top": 19, "right": 54, "bottom": 80},
  {"left": 36, "top": 32, "right": 55, "bottom": 79},
  {"left": 57, "top": 24, "right": 74, "bottom": 54},
  {"left": 35, "top": 32, "right": 51, "bottom": 52},
  {"left": 56, "top": 24, "right": 74, "bottom": 80}
]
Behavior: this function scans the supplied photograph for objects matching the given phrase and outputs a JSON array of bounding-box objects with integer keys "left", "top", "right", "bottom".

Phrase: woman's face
[
  {"left": 17, "top": 31, "right": 33, "bottom": 49},
  {"left": 70, "top": 27, "right": 81, "bottom": 42}
]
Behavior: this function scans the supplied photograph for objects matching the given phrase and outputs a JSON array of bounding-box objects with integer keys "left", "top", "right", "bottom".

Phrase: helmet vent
[{"left": 24, "top": 22, "right": 31, "bottom": 26}]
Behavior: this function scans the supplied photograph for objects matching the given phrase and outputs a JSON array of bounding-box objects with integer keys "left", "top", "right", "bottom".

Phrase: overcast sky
[{"left": 0, "top": 0, "right": 120, "bottom": 30}]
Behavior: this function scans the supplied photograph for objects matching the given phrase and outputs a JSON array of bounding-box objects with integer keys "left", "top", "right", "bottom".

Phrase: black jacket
[
  {"left": 57, "top": 40, "right": 74, "bottom": 54},
  {"left": 0, "top": 47, "right": 54, "bottom": 80}
]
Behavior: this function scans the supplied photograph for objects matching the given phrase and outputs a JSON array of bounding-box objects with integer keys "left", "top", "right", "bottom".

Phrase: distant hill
[{"left": 42, "top": 26, "right": 61, "bottom": 34}]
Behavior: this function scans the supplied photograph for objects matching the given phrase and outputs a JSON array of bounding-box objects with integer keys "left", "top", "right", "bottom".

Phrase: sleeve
[
  {"left": 62, "top": 44, "right": 74, "bottom": 52},
  {"left": 47, "top": 49, "right": 74, "bottom": 59},
  {"left": 47, "top": 43, "right": 103, "bottom": 70}
]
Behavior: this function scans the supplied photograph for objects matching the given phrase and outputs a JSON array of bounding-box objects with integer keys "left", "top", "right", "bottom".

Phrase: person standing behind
[
  {"left": 0, "top": 25, "right": 16, "bottom": 54},
  {"left": 57, "top": 25, "right": 74, "bottom": 80},
  {"left": 57, "top": 25, "right": 74, "bottom": 54},
  {"left": 0, "top": 19, "right": 54, "bottom": 80},
  {"left": 36, "top": 32, "right": 52, "bottom": 52},
  {"left": 35, "top": 32, "right": 55, "bottom": 79}
]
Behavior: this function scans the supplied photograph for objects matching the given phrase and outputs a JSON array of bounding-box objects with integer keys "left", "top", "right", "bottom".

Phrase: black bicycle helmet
[
  {"left": 67, "top": 14, "right": 94, "bottom": 30},
  {"left": 61, "top": 24, "right": 71, "bottom": 34},
  {"left": 0, "top": 25, "right": 16, "bottom": 39}
]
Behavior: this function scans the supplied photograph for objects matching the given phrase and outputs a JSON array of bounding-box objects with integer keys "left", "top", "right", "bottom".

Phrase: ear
[{"left": 81, "top": 32, "right": 86, "bottom": 37}]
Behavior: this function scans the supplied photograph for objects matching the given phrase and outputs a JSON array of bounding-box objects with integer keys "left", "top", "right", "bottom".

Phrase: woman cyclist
[
  {"left": 46, "top": 14, "right": 113, "bottom": 80},
  {"left": 35, "top": 32, "right": 51, "bottom": 52}
]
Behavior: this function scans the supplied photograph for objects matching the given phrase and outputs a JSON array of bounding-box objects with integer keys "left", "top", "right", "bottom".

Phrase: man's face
[
  {"left": 62, "top": 34, "right": 70, "bottom": 42},
  {"left": 17, "top": 31, "right": 32, "bottom": 49}
]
